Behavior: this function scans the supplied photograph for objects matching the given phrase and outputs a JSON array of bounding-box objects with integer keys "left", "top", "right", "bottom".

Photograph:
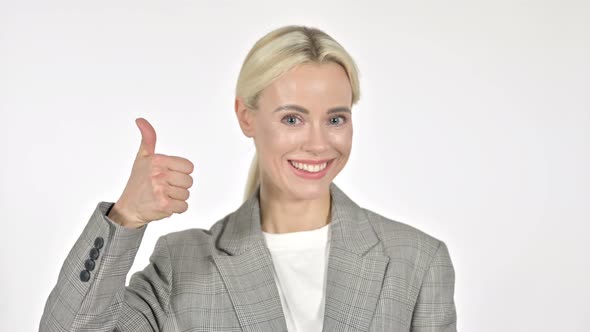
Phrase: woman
[{"left": 40, "top": 25, "right": 456, "bottom": 331}]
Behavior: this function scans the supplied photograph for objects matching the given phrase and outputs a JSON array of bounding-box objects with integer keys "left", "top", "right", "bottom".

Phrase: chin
[{"left": 289, "top": 181, "right": 331, "bottom": 197}]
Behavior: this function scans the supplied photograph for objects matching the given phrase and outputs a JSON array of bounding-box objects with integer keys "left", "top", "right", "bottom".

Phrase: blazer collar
[
  {"left": 216, "top": 181, "right": 380, "bottom": 256},
  {"left": 211, "top": 182, "right": 390, "bottom": 332}
]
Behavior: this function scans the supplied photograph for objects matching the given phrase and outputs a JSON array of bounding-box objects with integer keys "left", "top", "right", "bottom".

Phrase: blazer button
[
  {"left": 89, "top": 248, "right": 100, "bottom": 260},
  {"left": 84, "top": 258, "right": 96, "bottom": 271},
  {"left": 94, "top": 237, "right": 104, "bottom": 249},
  {"left": 80, "top": 270, "right": 90, "bottom": 282}
]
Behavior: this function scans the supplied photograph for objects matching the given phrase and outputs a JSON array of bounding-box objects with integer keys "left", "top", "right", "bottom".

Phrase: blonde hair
[{"left": 236, "top": 25, "right": 362, "bottom": 202}]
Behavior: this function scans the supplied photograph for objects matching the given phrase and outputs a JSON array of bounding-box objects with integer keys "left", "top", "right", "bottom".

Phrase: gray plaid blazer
[{"left": 40, "top": 182, "right": 456, "bottom": 331}]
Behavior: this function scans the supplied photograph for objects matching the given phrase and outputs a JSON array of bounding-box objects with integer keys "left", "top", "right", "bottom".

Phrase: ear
[{"left": 234, "top": 96, "right": 256, "bottom": 138}]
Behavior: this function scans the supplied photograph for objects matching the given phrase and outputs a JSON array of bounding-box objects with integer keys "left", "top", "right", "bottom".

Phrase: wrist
[{"left": 108, "top": 202, "right": 143, "bottom": 230}]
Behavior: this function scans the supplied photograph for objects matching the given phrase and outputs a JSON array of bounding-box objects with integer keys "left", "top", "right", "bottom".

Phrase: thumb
[{"left": 135, "top": 117, "right": 157, "bottom": 157}]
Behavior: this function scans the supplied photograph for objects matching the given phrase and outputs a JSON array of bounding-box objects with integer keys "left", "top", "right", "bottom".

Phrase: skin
[{"left": 234, "top": 62, "right": 353, "bottom": 234}]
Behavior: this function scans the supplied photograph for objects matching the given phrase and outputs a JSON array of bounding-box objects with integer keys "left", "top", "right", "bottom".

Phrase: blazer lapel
[
  {"left": 211, "top": 182, "right": 389, "bottom": 332},
  {"left": 211, "top": 184, "right": 288, "bottom": 332},
  {"left": 321, "top": 183, "right": 390, "bottom": 332}
]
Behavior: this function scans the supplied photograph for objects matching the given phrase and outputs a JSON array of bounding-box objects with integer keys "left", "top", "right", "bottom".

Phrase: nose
[{"left": 302, "top": 122, "right": 330, "bottom": 155}]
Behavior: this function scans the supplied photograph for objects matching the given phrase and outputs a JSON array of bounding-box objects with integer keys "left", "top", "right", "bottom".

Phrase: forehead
[{"left": 259, "top": 62, "right": 352, "bottom": 108}]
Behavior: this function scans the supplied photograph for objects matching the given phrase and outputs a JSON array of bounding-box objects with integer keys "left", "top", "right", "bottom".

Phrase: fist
[{"left": 108, "top": 118, "right": 195, "bottom": 229}]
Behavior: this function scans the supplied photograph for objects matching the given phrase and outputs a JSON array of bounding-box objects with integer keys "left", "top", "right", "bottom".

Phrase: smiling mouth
[{"left": 288, "top": 159, "right": 334, "bottom": 173}]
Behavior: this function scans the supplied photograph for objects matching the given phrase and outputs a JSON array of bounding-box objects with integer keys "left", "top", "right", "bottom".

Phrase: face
[{"left": 235, "top": 62, "right": 353, "bottom": 200}]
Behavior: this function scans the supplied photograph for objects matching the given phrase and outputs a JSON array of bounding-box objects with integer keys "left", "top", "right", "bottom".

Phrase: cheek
[
  {"left": 328, "top": 130, "right": 353, "bottom": 151},
  {"left": 256, "top": 125, "right": 299, "bottom": 154}
]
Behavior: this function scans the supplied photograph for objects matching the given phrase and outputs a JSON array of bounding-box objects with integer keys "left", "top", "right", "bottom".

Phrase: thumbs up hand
[{"left": 108, "top": 118, "right": 195, "bottom": 229}]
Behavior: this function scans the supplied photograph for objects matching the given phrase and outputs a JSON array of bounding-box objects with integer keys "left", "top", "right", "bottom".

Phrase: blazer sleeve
[
  {"left": 39, "top": 202, "right": 172, "bottom": 332},
  {"left": 410, "top": 240, "right": 457, "bottom": 332}
]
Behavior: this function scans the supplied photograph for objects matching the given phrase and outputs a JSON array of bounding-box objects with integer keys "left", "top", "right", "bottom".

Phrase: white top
[{"left": 262, "top": 222, "right": 331, "bottom": 332}]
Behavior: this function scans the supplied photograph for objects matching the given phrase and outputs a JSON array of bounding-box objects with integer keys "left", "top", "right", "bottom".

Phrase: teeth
[{"left": 290, "top": 161, "right": 329, "bottom": 173}]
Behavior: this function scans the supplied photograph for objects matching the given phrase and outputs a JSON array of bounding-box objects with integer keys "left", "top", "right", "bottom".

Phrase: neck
[{"left": 259, "top": 182, "right": 332, "bottom": 234}]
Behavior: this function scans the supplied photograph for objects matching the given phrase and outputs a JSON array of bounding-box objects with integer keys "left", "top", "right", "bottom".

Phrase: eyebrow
[{"left": 272, "top": 104, "right": 351, "bottom": 114}]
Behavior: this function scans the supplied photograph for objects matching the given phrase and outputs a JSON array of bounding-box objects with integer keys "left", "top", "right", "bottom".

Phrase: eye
[
  {"left": 282, "top": 114, "right": 301, "bottom": 126},
  {"left": 330, "top": 115, "right": 348, "bottom": 126}
]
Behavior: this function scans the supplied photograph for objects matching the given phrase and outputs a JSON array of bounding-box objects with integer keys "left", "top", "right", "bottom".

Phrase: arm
[
  {"left": 39, "top": 202, "right": 172, "bottom": 332},
  {"left": 410, "top": 241, "right": 457, "bottom": 332}
]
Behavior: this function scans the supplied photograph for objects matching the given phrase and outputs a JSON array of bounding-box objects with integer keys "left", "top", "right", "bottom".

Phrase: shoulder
[
  {"left": 154, "top": 224, "right": 217, "bottom": 259},
  {"left": 152, "top": 212, "right": 231, "bottom": 259},
  {"left": 362, "top": 207, "right": 447, "bottom": 264}
]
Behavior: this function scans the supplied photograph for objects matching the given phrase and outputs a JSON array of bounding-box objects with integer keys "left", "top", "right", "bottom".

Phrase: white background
[{"left": 1, "top": 0, "right": 589, "bottom": 331}]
